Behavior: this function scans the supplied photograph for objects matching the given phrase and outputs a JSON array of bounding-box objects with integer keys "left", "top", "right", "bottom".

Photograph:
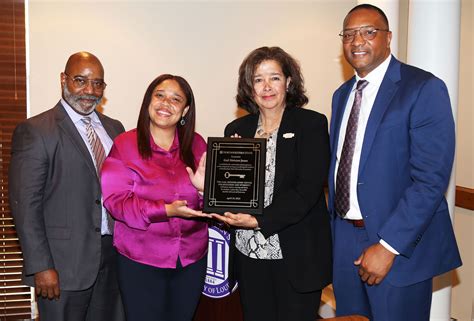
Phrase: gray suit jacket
[{"left": 9, "top": 101, "right": 125, "bottom": 290}]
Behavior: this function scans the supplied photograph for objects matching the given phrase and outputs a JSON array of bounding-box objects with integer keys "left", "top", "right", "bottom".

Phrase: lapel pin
[{"left": 283, "top": 133, "right": 295, "bottom": 139}]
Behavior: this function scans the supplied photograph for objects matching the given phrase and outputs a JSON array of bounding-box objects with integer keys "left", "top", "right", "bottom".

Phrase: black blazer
[{"left": 224, "top": 107, "right": 332, "bottom": 292}]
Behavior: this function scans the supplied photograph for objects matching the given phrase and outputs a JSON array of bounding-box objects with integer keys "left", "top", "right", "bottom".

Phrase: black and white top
[{"left": 235, "top": 118, "right": 283, "bottom": 260}]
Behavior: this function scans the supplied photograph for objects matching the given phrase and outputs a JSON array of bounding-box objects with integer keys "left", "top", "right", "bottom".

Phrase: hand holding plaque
[{"left": 203, "top": 137, "right": 266, "bottom": 215}]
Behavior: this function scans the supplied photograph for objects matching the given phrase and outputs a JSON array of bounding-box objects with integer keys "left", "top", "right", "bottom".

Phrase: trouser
[
  {"left": 37, "top": 235, "right": 125, "bottom": 321},
  {"left": 117, "top": 253, "right": 207, "bottom": 321},
  {"left": 235, "top": 250, "right": 322, "bottom": 321},
  {"left": 332, "top": 217, "right": 432, "bottom": 321}
]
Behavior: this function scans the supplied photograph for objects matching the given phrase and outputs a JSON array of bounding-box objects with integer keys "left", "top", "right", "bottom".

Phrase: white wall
[
  {"left": 28, "top": 0, "right": 354, "bottom": 138},
  {"left": 451, "top": 0, "right": 474, "bottom": 320},
  {"left": 28, "top": 1, "right": 354, "bottom": 317},
  {"left": 27, "top": 1, "right": 473, "bottom": 319}
]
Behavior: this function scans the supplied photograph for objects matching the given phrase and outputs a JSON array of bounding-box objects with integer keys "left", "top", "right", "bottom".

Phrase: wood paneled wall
[{"left": 0, "top": 0, "right": 31, "bottom": 319}]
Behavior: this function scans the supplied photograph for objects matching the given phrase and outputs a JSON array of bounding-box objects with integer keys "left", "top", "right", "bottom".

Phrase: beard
[{"left": 62, "top": 86, "right": 102, "bottom": 115}]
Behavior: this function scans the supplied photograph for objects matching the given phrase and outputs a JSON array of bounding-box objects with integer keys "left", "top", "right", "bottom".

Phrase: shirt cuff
[
  {"left": 144, "top": 199, "right": 169, "bottom": 223},
  {"left": 379, "top": 239, "right": 399, "bottom": 255}
]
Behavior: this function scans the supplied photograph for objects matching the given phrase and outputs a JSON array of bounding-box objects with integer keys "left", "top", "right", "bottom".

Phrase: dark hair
[
  {"left": 236, "top": 46, "right": 308, "bottom": 114},
  {"left": 136, "top": 74, "right": 197, "bottom": 171},
  {"left": 346, "top": 4, "right": 390, "bottom": 30}
]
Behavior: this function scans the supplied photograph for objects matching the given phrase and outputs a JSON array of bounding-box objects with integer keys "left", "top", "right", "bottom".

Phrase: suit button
[
  {"left": 95, "top": 199, "right": 101, "bottom": 205},
  {"left": 95, "top": 227, "right": 101, "bottom": 232}
]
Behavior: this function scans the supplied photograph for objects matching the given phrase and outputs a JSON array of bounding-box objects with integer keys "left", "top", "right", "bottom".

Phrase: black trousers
[
  {"left": 37, "top": 235, "right": 125, "bottom": 321},
  {"left": 235, "top": 250, "right": 322, "bottom": 321},
  {"left": 117, "top": 254, "right": 207, "bottom": 321}
]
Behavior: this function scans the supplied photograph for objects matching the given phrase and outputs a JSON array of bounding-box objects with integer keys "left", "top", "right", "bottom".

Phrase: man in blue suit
[{"left": 328, "top": 4, "right": 461, "bottom": 321}]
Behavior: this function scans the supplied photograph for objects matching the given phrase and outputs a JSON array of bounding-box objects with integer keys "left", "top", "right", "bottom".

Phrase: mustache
[
  {"left": 62, "top": 85, "right": 103, "bottom": 114},
  {"left": 73, "top": 94, "right": 101, "bottom": 103},
  {"left": 63, "top": 85, "right": 101, "bottom": 104}
]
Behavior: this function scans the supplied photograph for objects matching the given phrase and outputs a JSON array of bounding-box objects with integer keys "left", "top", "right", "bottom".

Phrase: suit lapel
[
  {"left": 55, "top": 102, "right": 98, "bottom": 178},
  {"left": 329, "top": 78, "right": 355, "bottom": 198},
  {"left": 98, "top": 112, "right": 120, "bottom": 140},
  {"left": 330, "top": 78, "right": 356, "bottom": 153},
  {"left": 233, "top": 110, "right": 294, "bottom": 197},
  {"left": 236, "top": 114, "right": 259, "bottom": 138},
  {"left": 358, "top": 58, "right": 401, "bottom": 176},
  {"left": 274, "top": 107, "right": 296, "bottom": 195}
]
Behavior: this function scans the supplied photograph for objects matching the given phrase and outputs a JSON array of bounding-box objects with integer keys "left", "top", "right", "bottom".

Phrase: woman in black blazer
[{"left": 213, "top": 47, "right": 332, "bottom": 321}]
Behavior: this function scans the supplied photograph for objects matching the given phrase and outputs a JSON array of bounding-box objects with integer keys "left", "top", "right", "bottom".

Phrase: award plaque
[{"left": 203, "top": 137, "right": 266, "bottom": 215}]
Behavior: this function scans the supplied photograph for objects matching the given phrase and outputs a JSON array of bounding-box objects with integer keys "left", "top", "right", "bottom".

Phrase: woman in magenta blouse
[{"left": 101, "top": 74, "right": 210, "bottom": 321}]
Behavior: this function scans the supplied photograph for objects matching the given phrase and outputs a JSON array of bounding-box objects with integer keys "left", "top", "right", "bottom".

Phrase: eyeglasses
[
  {"left": 339, "top": 26, "right": 389, "bottom": 44},
  {"left": 64, "top": 73, "right": 107, "bottom": 90}
]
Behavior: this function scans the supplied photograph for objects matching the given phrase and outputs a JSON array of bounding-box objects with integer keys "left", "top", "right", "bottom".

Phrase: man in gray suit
[{"left": 9, "top": 52, "right": 125, "bottom": 321}]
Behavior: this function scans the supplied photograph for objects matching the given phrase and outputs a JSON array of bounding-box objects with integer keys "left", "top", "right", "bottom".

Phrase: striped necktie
[
  {"left": 81, "top": 116, "right": 114, "bottom": 234},
  {"left": 82, "top": 116, "right": 106, "bottom": 173},
  {"left": 335, "top": 80, "right": 369, "bottom": 217}
]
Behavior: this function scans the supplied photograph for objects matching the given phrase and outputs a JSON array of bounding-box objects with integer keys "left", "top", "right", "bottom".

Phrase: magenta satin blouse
[{"left": 101, "top": 129, "right": 208, "bottom": 269}]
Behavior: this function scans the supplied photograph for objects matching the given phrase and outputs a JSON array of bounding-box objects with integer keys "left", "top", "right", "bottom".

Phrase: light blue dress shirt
[{"left": 61, "top": 99, "right": 114, "bottom": 235}]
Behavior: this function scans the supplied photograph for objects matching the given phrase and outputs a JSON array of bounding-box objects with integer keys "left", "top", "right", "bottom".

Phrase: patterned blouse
[{"left": 235, "top": 117, "right": 283, "bottom": 260}]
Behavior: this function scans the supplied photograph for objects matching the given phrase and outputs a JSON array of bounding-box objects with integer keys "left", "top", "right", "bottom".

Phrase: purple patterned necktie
[{"left": 335, "top": 80, "right": 368, "bottom": 217}]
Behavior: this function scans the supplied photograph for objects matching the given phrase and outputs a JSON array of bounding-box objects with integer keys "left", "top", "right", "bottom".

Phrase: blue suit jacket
[{"left": 328, "top": 57, "right": 461, "bottom": 286}]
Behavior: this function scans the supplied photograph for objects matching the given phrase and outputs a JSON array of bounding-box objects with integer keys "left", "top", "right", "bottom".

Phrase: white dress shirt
[
  {"left": 334, "top": 55, "right": 399, "bottom": 255},
  {"left": 62, "top": 99, "right": 114, "bottom": 235}
]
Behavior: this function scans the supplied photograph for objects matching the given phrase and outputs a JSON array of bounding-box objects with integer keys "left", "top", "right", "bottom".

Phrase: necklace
[
  {"left": 256, "top": 126, "right": 278, "bottom": 139},
  {"left": 256, "top": 116, "right": 280, "bottom": 139}
]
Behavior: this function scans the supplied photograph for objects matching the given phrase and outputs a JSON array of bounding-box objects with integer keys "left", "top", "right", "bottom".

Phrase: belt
[{"left": 344, "top": 219, "right": 365, "bottom": 227}]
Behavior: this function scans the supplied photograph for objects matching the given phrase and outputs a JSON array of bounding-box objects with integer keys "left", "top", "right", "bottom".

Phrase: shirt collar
[
  {"left": 355, "top": 54, "right": 392, "bottom": 88},
  {"left": 150, "top": 129, "right": 180, "bottom": 153},
  {"left": 61, "top": 98, "right": 100, "bottom": 124}
]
